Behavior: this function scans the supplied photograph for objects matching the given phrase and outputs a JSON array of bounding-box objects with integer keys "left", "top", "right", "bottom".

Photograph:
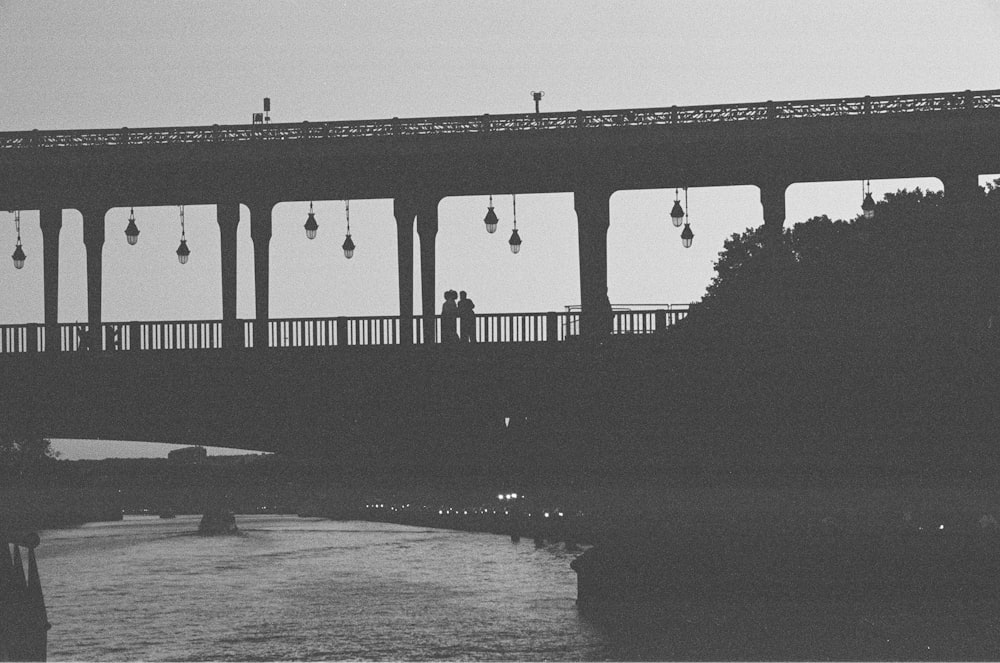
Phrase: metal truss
[{"left": 1, "top": 88, "right": 996, "bottom": 150}]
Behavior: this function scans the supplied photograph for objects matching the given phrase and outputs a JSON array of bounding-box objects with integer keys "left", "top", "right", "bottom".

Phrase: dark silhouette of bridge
[{"left": 1, "top": 88, "right": 996, "bottom": 460}]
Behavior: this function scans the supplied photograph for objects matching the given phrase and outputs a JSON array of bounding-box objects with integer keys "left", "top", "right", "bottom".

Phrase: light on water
[{"left": 39, "top": 515, "right": 607, "bottom": 661}]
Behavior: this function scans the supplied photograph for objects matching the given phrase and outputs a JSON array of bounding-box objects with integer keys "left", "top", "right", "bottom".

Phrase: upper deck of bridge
[{"left": 1, "top": 88, "right": 997, "bottom": 151}]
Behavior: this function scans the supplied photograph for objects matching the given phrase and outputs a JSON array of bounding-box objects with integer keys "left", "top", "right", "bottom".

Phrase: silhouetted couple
[{"left": 441, "top": 290, "right": 476, "bottom": 343}]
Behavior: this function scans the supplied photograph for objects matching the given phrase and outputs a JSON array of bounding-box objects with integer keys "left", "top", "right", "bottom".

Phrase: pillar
[
  {"left": 217, "top": 203, "right": 241, "bottom": 349},
  {"left": 394, "top": 196, "right": 416, "bottom": 345},
  {"left": 248, "top": 200, "right": 273, "bottom": 350},
  {"left": 81, "top": 205, "right": 107, "bottom": 350},
  {"left": 759, "top": 181, "right": 788, "bottom": 268},
  {"left": 39, "top": 207, "right": 61, "bottom": 352},
  {"left": 416, "top": 196, "right": 440, "bottom": 343},
  {"left": 940, "top": 172, "right": 981, "bottom": 212},
  {"left": 574, "top": 186, "right": 614, "bottom": 338}
]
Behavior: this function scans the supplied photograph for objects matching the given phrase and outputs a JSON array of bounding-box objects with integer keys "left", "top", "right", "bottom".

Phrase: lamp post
[
  {"left": 10, "top": 210, "right": 25, "bottom": 269},
  {"left": 175, "top": 205, "right": 190, "bottom": 264},
  {"left": 531, "top": 91, "right": 545, "bottom": 114},
  {"left": 483, "top": 194, "right": 499, "bottom": 234},
  {"left": 509, "top": 194, "right": 522, "bottom": 254},
  {"left": 304, "top": 201, "right": 318, "bottom": 240}
]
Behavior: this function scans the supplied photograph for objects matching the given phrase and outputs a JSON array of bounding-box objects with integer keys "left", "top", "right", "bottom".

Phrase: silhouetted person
[
  {"left": 441, "top": 290, "right": 459, "bottom": 343},
  {"left": 458, "top": 291, "right": 476, "bottom": 342}
]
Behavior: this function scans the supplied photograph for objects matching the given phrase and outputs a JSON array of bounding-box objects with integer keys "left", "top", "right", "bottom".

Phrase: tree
[{"left": 0, "top": 426, "right": 59, "bottom": 479}]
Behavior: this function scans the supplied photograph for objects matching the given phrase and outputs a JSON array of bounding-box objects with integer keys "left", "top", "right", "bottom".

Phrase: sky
[{"left": 1, "top": 0, "right": 999, "bottom": 458}]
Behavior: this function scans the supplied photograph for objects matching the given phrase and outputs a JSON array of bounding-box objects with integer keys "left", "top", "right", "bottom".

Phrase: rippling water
[{"left": 39, "top": 516, "right": 608, "bottom": 661}]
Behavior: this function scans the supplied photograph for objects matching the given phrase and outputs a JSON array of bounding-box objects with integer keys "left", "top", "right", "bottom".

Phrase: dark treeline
[{"left": 614, "top": 183, "right": 1000, "bottom": 478}]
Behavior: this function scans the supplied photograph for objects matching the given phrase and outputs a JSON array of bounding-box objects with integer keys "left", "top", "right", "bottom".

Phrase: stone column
[
  {"left": 217, "top": 202, "right": 241, "bottom": 349},
  {"left": 574, "top": 186, "right": 614, "bottom": 338},
  {"left": 759, "top": 181, "right": 788, "bottom": 268},
  {"left": 940, "top": 172, "right": 981, "bottom": 211},
  {"left": 81, "top": 205, "right": 107, "bottom": 350},
  {"left": 416, "top": 196, "right": 440, "bottom": 343},
  {"left": 248, "top": 200, "right": 273, "bottom": 350},
  {"left": 39, "top": 207, "right": 62, "bottom": 352},
  {"left": 394, "top": 196, "right": 417, "bottom": 345}
]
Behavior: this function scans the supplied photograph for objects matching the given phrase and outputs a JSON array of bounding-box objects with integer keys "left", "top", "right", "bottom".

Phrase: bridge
[
  {"left": 1, "top": 88, "right": 997, "bottom": 460},
  {"left": 1, "top": 87, "right": 997, "bottom": 351}
]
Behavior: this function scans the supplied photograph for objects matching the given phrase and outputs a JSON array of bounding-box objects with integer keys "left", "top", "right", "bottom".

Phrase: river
[{"left": 38, "top": 515, "right": 611, "bottom": 661}]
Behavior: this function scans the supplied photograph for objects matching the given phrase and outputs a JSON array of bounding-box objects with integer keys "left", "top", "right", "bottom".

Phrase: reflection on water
[{"left": 40, "top": 516, "right": 607, "bottom": 661}]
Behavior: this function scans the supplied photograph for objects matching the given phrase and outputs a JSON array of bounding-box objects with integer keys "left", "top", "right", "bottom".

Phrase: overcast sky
[{"left": 2, "top": 0, "right": 998, "bottom": 458}]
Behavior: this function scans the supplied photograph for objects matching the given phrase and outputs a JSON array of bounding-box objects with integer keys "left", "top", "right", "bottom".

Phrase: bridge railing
[
  {"left": 0, "top": 307, "right": 689, "bottom": 354},
  {"left": 1, "top": 89, "right": 997, "bottom": 150}
]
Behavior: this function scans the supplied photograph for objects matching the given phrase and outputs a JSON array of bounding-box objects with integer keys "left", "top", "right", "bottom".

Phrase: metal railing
[
  {"left": 0, "top": 89, "right": 994, "bottom": 150},
  {"left": 0, "top": 307, "right": 689, "bottom": 354}
]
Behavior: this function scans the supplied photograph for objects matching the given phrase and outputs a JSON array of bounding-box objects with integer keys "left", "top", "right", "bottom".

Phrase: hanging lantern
[
  {"left": 483, "top": 194, "right": 499, "bottom": 234},
  {"left": 509, "top": 228, "right": 522, "bottom": 254},
  {"left": 342, "top": 200, "right": 355, "bottom": 259},
  {"left": 680, "top": 188, "right": 693, "bottom": 247},
  {"left": 670, "top": 188, "right": 685, "bottom": 227},
  {"left": 11, "top": 210, "right": 25, "bottom": 269},
  {"left": 125, "top": 207, "right": 140, "bottom": 245},
  {"left": 176, "top": 239, "right": 190, "bottom": 264},
  {"left": 861, "top": 181, "right": 875, "bottom": 219},
  {"left": 681, "top": 223, "right": 694, "bottom": 248},
  {"left": 304, "top": 201, "right": 318, "bottom": 240},
  {"left": 176, "top": 205, "right": 190, "bottom": 264},
  {"left": 509, "top": 193, "right": 521, "bottom": 254}
]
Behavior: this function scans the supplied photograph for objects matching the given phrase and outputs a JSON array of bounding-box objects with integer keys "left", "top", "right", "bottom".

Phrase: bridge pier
[
  {"left": 394, "top": 197, "right": 416, "bottom": 345},
  {"left": 941, "top": 172, "right": 981, "bottom": 210},
  {"left": 81, "top": 205, "right": 108, "bottom": 350},
  {"left": 417, "top": 196, "right": 440, "bottom": 343},
  {"left": 574, "top": 187, "right": 613, "bottom": 338},
  {"left": 39, "top": 207, "right": 61, "bottom": 352},
  {"left": 217, "top": 203, "right": 241, "bottom": 349},
  {"left": 759, "top": 181, "right": 788, "bottom": 262},
  {"left": 249, "top": 201, "right": 273, "bottom": 350}
]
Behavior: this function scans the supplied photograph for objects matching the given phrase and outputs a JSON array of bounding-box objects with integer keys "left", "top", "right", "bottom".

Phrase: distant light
[
  {"left": 544, "top": 512, "right": 550, "bottom": 518},
  {"left": 497, "top": 494, "right": 504, "bottom": 500},
  {"left": 511, "top": 493, "right": 517, "bottom": 499},
  {"left": 939, "top": 524, "right": 944, "bottom": 530}
]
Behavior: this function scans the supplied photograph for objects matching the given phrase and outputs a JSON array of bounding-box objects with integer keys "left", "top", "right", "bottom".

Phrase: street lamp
[
  {"left": 342, "top": 200, "right": 355, "bottom": 259},
  {"left": 10, "top": 210, "right": 25, "bottom": 269},
  {"left": 670, "top": 188, "right": 685, "bottom": 227},
  {"left": 483, "top": 194, "right": 499, "bottom": 234},
  {"left": 304, "top": 201, "right": 318, "bottom": 240},
  {"left": 681, "top": 222, "right": 694, "bottom": 248},
  {"left": 509, "top": 194, "right": 522, "bottom": 254},
  {"left": 680, "top": 188, "right": 693, "bottom": 248},
  {"left": 861, "top": 180, "right": 875, "bottom": 219},
  {"left": 176, "top": 205, "right": 190, "bottom": 264},
  {"left": 125, "top": 207, "right": 140, "bottom": 245}
]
